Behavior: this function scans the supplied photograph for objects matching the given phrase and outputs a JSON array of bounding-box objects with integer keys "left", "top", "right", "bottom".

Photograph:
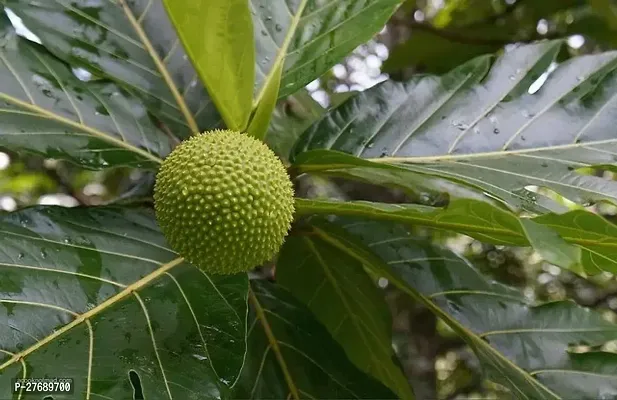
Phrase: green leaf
[
  {"left": 164, "top": 0, "right": 255, "bottom": 131},
  {"left": 293, "top": 149, "right": 512, "bottom": 206},
  {"left": 294, "top": 197, "right": 617, "bottom": 275},
  {"left": 293, "top": 40, "right": 617, "bottom": 212},
  {"left": 310, "top": 219, "right": 617, "bottom": 399},
  {"left": 252, "top": 0, "right": 402, "bottom": 101},
  {"left": 0, "top": 206, "right": 247, "bottom": 398},
  {"left": 277, "top": 234, "right": 414, "bottom": 399},
  {"left": 233, "top": 281, "right": 397, "bottom": 400},
  {"left": 519, "top": 219, "right": 582, "bottom": 274},
  {"left": 0, "top": 13, "right": 168, "bottom": 169},
  {"left": 4, "top": 0, "right": 220, "bottom": 137}
]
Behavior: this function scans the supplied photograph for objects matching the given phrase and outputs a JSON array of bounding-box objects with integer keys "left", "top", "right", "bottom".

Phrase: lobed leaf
[
  {"left": 0, "top": 206, "right": 247, "bottom": 399},
  {"left": 292, "top": 41, "right": 617, "bottom": 212},
  {"left": 4, "top": 0, "right": 221, "bottom": 137},
  {"left": 0, "top": 10, "right": 171, "bottom": 169},
  {"left": 310, "top": 219, "right": 617, "bottom": 400}
]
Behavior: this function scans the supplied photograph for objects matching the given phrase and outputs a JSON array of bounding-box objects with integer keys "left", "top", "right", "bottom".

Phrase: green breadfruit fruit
[{"left": 154, "top": 129, "right": 295, "bottom": 275}]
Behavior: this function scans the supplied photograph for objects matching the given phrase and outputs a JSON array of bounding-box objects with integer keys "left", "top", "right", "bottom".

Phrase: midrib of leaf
[
  {"left": 303, "top": 237, "right": 400, "bottom": 395},
  {"left": 294, "top": 198, "right": 617, "bottom": 250},
  {"left": 530, "top": 369, "right": 617, "bottom": 378},
  {"left": 248, "top": 287, "right": 301, "bottom": 400},
  {"left": 2, "top": 349, "right": 27, "bottom": 396},
  {"left": 252, "top": 0, "right": 309, "bottom": 108},
  {"left": 134, "top": 292, "right": 173, "bottom": 399},
  {"left": 312, "top": 226, "right": 561, "bottom": 400},
  {"left": 0, "top": 256, "right": 185, "bottom": 394},
  {"left": 414, "top": 159, "right": 608, "bottom": 198},
  {"left": 0, "top": 261, "right": 127, "bottom": 287},
  {"left": 367, "top": 137, "right": 617, "bottom": 164},
  {"left": 117, "top": 0, "right": 199, "bottom": 134},
  {"left": 479, "top": 327, "right": 617, "bottom": 336},
  {"left": 0, "top": 93, "right": 163, "bottom": 164},
  {"left": 164, "top": 272, "right": 219, "bottom": 383},
  {"left": 2, "top": 300, "right": 94, "bottom": 398}
]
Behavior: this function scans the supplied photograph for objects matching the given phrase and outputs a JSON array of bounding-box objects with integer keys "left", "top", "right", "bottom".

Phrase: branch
[{"left": 409, "top": 21, "right": 562, "bottom": 46}]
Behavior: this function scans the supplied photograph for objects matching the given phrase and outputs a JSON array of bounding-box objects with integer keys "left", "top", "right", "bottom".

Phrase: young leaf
[
  {"left": 5, "top": 0, "right": 220, "bottom": 137},
  {"left": 233, "top": 281, "right": 397, "bottom": 399},
  {"left": 0, "top": 12, "right": 169, "bottom": 169},
  {"left": 277, "top": 234, "right": 414, "bottom": 399},
  {"left": 0, "top": 206, "right": 247, "bottom": 398},
  {"left": 311, "top": 219, "right": 617, "bottom": 400},
  {"left": 292, "top": 40, "right": 617, "bottom": 212},
  {"left": 164, "top": 0, "right": 255, "bottom": 131}
]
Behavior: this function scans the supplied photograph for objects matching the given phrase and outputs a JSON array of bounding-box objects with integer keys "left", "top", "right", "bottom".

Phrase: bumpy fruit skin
[{"left": 154, "top": 129, "right": 295, "bottom": 275}]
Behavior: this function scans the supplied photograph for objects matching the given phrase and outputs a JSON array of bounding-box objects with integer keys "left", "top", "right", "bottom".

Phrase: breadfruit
[{"left": 154, "top": 129, "right": 295, "bottom": 275}]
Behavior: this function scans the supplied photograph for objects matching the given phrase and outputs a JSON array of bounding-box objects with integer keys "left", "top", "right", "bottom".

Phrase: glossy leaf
[
  {"left": 277, "top": 234, "right": 414, "bottom": 399},
  {"left": 0, "top": 12, "right": 169, "bottom": 169},
  {"left": 233, "top": 281, "right": 397, "bottom": 399},
  {"left": 164, "top": 0, "right": 254, "bottom": 131},
  {"left": 5, "top": 0, "right": 220, "bottom": 137},
  {"left": 293, "top": 41, "right": 617, "bottom": 212},
  {"left": 310, "top": 219, "right": 617, "bottom": 400},
  {"left": 293, "top": 149, "right": 512, "bottom": 206},
  {"left": 0, "top": 206, "right": 247, "bottom": 399},
  {"left": 294, "top": 197, "right": 617, "bottom": 275},
  {"left": 252, "top": 0, "right": 402, "bottom": 101}
]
